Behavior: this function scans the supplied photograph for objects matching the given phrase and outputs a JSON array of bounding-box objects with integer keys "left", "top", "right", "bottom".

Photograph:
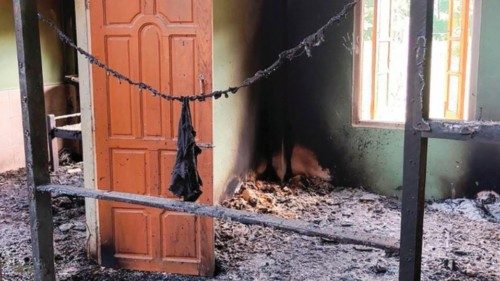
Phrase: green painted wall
[
  {"left": 213, "top": 0, "right": 264, "bottom": 202},
  {"left": 462, "top": 0, "right": 500, "bottom": 197},
  {"left": 0, "top": 0, "right": 64, "bottom": 90},
  {"left": 268, "top": 0, "right": 500, "bottom": 199},
  {"left": 477, "top": 0, "right": 500, "bottom": 122}
]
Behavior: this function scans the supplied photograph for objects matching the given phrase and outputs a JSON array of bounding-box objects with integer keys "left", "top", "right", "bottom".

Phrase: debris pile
[
  {"left": 429, "top": 190, "right": 500, "bottom": 223},
  {"left": 222, "top": 176, "right": 341, "bottom": 219},
  {"left": 1, "top": 167, "right": 498, "bottom": 280}
]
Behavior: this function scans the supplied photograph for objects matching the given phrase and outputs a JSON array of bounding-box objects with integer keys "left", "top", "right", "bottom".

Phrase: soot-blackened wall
[{"left": 254, "top": 0, "right": 500, "bottom": 199}]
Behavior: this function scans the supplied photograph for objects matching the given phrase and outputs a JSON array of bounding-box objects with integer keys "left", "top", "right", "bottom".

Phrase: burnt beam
[
  {"left": 53, "top": 127, "right": 82, "bottom": 140},
  {"left": 13, "top": 0, "right": 55, "bottom": 280},
  {"left": 37, "top": 184, "right": 400, "bottom": 253},
  {"left": 399, "top": 0, "right": 434, "bottom": 280},
  {"left": 422, "top": 120, "right": 500, "bottom": 144}
]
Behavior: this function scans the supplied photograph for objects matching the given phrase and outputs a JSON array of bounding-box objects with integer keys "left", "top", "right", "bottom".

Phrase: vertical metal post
[
  {"left": 13, "top": 1, "right": 56, "bottom": 280},
  {"left": 399, "top": 0, "right": 434, "bottom": 280}
]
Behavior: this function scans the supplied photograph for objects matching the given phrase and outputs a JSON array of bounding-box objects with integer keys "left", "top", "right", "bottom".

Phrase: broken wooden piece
[
  {"left": 46, "top": 113, "right": 82, "bottom": 171},
  {"left": 38, "top": 184, "right": 399, "bottom": 253},
  {"left": 422, "top": 120, "right": 500, "bottom": 143}
]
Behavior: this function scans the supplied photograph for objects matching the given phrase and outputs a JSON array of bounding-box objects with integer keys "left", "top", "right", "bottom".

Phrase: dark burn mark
[
  {"left": 461, "top": 143, "right": 500, "bottom": 197},
  {"left": 100, "top": 244, "right": 117, "bottom": 268}
]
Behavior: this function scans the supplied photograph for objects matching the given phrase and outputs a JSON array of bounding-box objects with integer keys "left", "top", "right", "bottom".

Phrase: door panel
[{"left": 89, "top": 0, "right": 213, "bottom": 275}]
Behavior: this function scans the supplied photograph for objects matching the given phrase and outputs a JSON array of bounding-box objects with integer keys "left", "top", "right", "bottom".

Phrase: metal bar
[
  {"left": 37, "top": 184, "right": 400, "bottom": 253},
  {"left": 54, "top": 112, "right": 81, "bottom": 120},
  {"left": 421, "top": 120, "right": 500, "bottom": 144},
  {"left": 63, "top": 75, "right": 79, "bottom": 86},
  {"left": 13, "top": 1, "right": 55, "bottom": 280},
  {"left": 399, "top": 0, "right": 434, "bottom": 280}
]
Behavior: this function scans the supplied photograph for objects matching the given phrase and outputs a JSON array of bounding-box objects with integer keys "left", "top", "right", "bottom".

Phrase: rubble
[
  {"left": 477, "top": 191, "right": 500, "bottom": 221},
  {"left": 428, "top": 190, "right": 500, "bottom": 223},
  {"left": 0, "top": 169, "right": 498, "bottom": 280},
  {"left": 59, "top": 223, "right": 74, "bottom": 233}
]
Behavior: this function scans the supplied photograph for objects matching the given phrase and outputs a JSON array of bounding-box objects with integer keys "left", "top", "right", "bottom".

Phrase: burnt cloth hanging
[{"left": 169, "top": 99, "right": 203, "bottom": 202}]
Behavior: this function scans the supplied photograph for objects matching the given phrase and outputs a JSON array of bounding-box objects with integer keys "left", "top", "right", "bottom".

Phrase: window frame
[
  {"left": 444, "top": 0, "right": 471, "bottom": 120},
  {"left": 352, "top": 0, "right": 482, "bottom": 129}
]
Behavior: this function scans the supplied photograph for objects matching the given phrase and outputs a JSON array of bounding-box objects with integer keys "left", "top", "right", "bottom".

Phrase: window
[{"left": 353, "top": 0, "right": 480, "bottom": 126}]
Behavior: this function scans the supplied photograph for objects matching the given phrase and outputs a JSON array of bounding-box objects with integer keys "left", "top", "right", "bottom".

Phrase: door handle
[
  {"left": 198, "top": 143, "right": 214, "bottom": 150},
  {"left": 198, "top": 74, "right": 205, "bottom": 94}
]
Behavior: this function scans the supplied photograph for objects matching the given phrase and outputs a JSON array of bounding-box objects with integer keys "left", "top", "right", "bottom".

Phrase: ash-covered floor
[{"left": 0, "top": 164, "right": 498, "bottom": 281}]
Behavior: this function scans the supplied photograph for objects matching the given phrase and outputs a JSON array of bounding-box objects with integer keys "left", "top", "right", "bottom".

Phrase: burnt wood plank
[
  {"left": 37, "top": 184, "right": 400, "bottom": 253},
  {"left": 53, "top": 126, "right": 82, "bottom": 140},
  {"left": 422, "top": 120, "right": 500, "bottom": 144},
  {"left": 13, "top": 0, "right": 55, "bottom": 280}
]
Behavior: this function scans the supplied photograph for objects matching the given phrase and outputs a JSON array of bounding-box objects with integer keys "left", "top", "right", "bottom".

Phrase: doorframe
[{"left": 74, "top": 0, "right": 100, "bottom": 261}]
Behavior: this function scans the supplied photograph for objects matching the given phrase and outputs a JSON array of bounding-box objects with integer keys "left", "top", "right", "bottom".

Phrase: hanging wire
[{"left": 38, "top": 1, "right": 357, "bottom": 103}]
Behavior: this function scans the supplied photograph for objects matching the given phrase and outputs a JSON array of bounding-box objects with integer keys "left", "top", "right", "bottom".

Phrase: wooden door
[{"left": 89, "top": 0, "right": 214, "bottom": 276}]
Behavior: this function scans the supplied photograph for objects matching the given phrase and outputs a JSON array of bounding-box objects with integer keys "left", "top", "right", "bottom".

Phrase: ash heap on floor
[{"left": 0, "top": 164, "right": 498, "bottom": 281}]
